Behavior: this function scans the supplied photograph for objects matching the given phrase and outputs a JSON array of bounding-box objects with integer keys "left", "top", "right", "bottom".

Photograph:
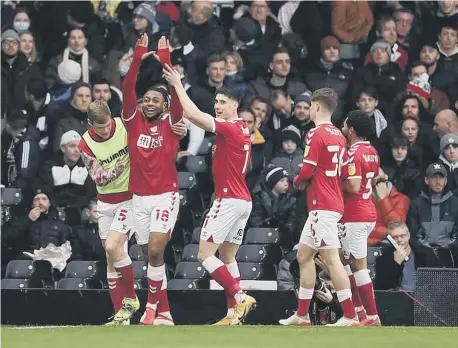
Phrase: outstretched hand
[
  {"left": 134, "top": 34, "right": 156, "bottom": 61},
  {"left": 163, "top": 63, "right": 183, "bottom": 88}
]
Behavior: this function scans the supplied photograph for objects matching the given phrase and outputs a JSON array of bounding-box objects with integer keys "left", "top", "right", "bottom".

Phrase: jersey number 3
[{"left": 325, "top": 146, "right": 345, "bottom": 177}]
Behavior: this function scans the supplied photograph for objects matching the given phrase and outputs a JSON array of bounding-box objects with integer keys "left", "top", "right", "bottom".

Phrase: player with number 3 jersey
[
  {"left": 163, "top": 63, "right": 256, "bottom": 326},
  {"left": 340, "top": 111, "right": 381, "bottom": 326},
  {"left": 280, "top": 88, "right": 359, "bottom": 327}
]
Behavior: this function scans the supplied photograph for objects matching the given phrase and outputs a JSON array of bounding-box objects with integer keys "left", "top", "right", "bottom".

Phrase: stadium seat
[
  {"left": 238, "top": 262, "right": 276, "bottom": 280},
  {"left": 57, "top": 278, "right": 103, "bottom": 290},
  {"left": 244, "top": 228, "right": 280, "bottom": 245},
  {"left": 179, "top": 190, "right": 189, "bottom": 207},
  {"left": 5, "top": 260, "right": 53, "bottom": 287},
  {"left": 191, "top": 227, "right": 201, "bottom": 243},
  {"left": 181, "top": 244, "right": 199, "bottom": 262},
  {"left": 367, "top": 246, "right": 383, "bottom": 266},
  {"left": 186, "top": 155, "right": 209, "bottom": 173},
  {"left": 5, "top": 260, "right": 34, "bottom": 279},
  {"left": 168, "top": 278, "right": 200, "bottom": 290},
  {"left": 133, "top": 278, "right": 148, "bottom": 290},
  {"left": 129, "top": 244, "right": 145, "bottom": 261},
  {"left": 236, "top": 245, "right": 268, "bottom": 263},
  {"left": 178, "top": 172, "right": 197, "bottom": 190},
  {"left": 133, "top": 261, "right": 147, "bottom": 279},
  {"left": 174, "top": 262, "right": 208, "bottom": 279},
  {"left": 1, "top": 278, "right": 33, "bottom": 289},
  {"left": 197, "top": 137, "right": 213, "bottom": 155},
  {"left": 65, "top": 261, "right": 100, "bottom": 279}
]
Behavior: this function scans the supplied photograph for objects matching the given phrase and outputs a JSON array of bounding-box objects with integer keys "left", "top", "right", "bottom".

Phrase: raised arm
[
  {"left": 162, "top": 63, "right": 215, "bottom": 132},
  {"left": 122, "top": 34, "right": 156, "bottom": 121}
]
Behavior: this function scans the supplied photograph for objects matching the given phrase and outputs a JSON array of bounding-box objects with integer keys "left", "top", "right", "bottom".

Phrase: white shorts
[
  {"left": 98, "top": 200, "right": 133, "bottom": 240},
  {"left": 300, "top": 210, "right": 342, "bottom": 250},
  {"left": 338, "top": 222, "right": 376, "bottom": 260},
  {"left": 133, "top": 192, "right": 180, "bottom": 245},
  {"left": 200, "top": 198, "right": 252, "bottom": 245}
]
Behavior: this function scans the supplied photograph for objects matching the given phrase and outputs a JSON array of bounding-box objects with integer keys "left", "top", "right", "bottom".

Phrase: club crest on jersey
[
  {"left": 348, "top": 163, "right": 356, "bottom": 176},
  {"left": 304, "top": 145, "right": 310, "bottom": 158},
  {"left": 150, "top": 126, "right": 158, "bottom": 134}
]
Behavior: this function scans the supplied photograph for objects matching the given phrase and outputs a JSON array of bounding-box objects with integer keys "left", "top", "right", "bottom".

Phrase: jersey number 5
[{"left": 325, "top": 146, "right": 345, "bottom": 177}]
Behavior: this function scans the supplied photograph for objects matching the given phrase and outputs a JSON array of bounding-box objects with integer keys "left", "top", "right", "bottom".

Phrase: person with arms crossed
[
  {"left": 163, "top": 65, "right": 256, "bottom": 326},
  {"left": 279, "top": 88, "right": 359, "bottom": 327},
  {"left": 340, "top": 110, "right": 381, "bottom": 326},
  {"left": 122, "top": 34, "right": 184, "bottom": 326},
  {"left": 79, "top": 100, "right": 136, "bottom": 325}
]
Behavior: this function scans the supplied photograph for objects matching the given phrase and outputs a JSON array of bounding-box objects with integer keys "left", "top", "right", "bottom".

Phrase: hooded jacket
[
  {"left": 437, "top": 155, "right": 458, "bottom": 195},
  {"left": 270, "top": 147, "right": 304, "bottom": 179},
  {"left": 408, "top": 189, "right": 458, "bottom": 248}
]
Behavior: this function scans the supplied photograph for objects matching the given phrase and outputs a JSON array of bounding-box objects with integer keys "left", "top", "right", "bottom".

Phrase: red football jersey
[
  {"left": 341, "top": 141, "right": 380, "bottom": 223},
  {"left": 300, "top": 122, "right": 346, "bottom": 214},
  {"left": 212, "top": 118, "right": 252, "bottom": 201},
  {"left": 123, "top": 111, "right": 179, "bottom": 196}
]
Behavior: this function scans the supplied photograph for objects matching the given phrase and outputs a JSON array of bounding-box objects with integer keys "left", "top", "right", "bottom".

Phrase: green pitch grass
[{"left": 2, "top": 326, "right": 458, "bottom": 348}]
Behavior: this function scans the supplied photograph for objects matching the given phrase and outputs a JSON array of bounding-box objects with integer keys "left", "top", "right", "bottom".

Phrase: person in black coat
[{"left": 351, "top": 40, "right": 406, "bottom": 115}]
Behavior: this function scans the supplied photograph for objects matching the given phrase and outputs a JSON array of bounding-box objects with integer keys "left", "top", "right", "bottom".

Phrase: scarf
[
  {"left": 63, "top": 47, "right": 89, "bottom": 83},
  {"left": 372, "top": 109, "right": 388, "bottom": 138}
]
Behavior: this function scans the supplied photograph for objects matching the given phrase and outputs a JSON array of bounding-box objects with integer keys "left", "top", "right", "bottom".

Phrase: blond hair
[
  {"left": 87, "top": 100, "right": 112, "bottom": 123},
  {"left": 19, "top": 31, "right": 37, "bottom": 63},
  {"left": 223, "top": 51, "right": 244, "bottom": 72}
]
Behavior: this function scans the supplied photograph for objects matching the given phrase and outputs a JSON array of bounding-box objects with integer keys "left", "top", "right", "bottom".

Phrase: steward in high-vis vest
[{"left": 79, "top": 99, "right": 138, "bottom": 325}]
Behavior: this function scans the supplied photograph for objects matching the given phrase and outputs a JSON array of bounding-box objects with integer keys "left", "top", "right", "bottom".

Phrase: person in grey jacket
[
  {"left": 407, "top": 162, "right": 458, "bottom": 249},
  {"left": 270, "top": 125, "right": 303, "bottom": 179}
]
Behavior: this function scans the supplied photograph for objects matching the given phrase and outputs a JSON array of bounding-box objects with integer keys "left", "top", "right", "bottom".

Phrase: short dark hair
[
  {"left": 238, "top": 108, "right": 255, "bottom": 121},
  {"left": 207, "top": 53, "right": 226, "bottom": 67},
  {"left": 271, "top": 45, "right": 290, "bottom": 62},
  {"left": 390, "top": 134, "right": 409, "bottom": 148},
  {"left": 26, "top": 79, "right": 48, "bottom": 100},
  {"left": 250, "top": 96, "right": 268, "bottom": 107},
  {"left": 144, "top": 86, "right": 169, "bottom": 105},
  {"left": 6, "top": 110, "right": 28, "bottom": 131},
  {"left": 376, "top": 16, "right": 396, "bottom": 34},
  {"left": 216, "top": 86, "right": 241, "bottom": 103},
  {"left": 410, "top": 61, "right": 427, "bottom": 71},
  {"left": 311, "top": 88, "right": 338, "bottom": 114},
  {"left": 346, "top": 110, "right": 374, "bottom": 140},
  {"left": 92, "top": 77, "right": 110, "bottom": 87},
  {"left": 270, "top": 90, "right": 288, "bottom": 105},
  {"left": 358, "top": 86, "right": 378, "bottom": 101}
]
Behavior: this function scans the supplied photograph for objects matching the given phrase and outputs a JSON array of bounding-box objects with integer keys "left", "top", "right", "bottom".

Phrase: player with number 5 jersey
[
  {"left": 163, "top": 63, "right": 256, "bottom": 327},
  {"left": 340, "top": 111, "right": 381, "bottom": 326},
  {"left": 280, "top": 88, "right": 359, "bottom": 328}
]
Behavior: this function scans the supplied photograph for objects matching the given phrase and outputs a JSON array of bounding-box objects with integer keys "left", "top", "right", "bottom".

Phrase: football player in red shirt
[
  {"left": 163, "top": 65, "right": 256, "bottom": 325},
  {"left": 340, "top": 110, "right": 381, "bottom": 326},
  {"left": 279, "top": 88, "right": 359, "bottom": 327},
  {"left": 122, "top": 34, "right": 184, "bottom": 326}
]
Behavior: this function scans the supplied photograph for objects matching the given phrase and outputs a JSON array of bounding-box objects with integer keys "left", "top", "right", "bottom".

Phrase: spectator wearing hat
[
  {"left": 304, "top": 35, "right": 353, "bottom": 125},
  {"left": 406, "top": 73, "right": 442, "bottom": 120},
  {"left": 45, "top": 28, "right": 101, "bottom": 90},
  {"left": 1, "top": 28, "right": 42, "bottom": 117},
  {"left": 351, "top": 40, "right": 406, "bottom": 115},
  {"left": 408, "top": 162, "right": 458, "bottom": 252},
  {"left": 51, "top": 82, "right": 92, "bottom": 153},
  {"left": 37, "top": 130, "right": 96, "bottom": 214},
  {"left": 292, "top": 92, "right": 314, "bottom": 139},
  {"left": 249, "top": 165, "right": 297, "bottom": 247},
  {"left": 437, "top": 133, "right": 458, "bottom": 195},
  {"left": 381, "top": 135, "right": 422, "bottom": 198},
  {"left": 243, "top": 46, "right": 307, "bottom": 107},
  {"left": 270, "top": 125, "right": 303, "bottom": 179},
  {"left": 330, "top": 0, "right": 373, "bottom": 62},
  {"left": 1, "top": 109, "right": 41, "bottom": 195}
]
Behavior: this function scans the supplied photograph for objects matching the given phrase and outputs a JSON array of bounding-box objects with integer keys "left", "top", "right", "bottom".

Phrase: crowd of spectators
[{"left": 1, "top": 0, "right": 458, "bottom": 293}]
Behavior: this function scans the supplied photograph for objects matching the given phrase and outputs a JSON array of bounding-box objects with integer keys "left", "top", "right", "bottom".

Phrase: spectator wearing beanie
[
  {"left": 364, "top": 17, "right": 408, "bottom": 72},
  {"left": 437, "top": 133, "right": 458, "bottom": 195},
  {"left": 249, "top": 165, "right": 297, "bottom": 247},
  {"left": 331, "top": 0, "right": 373, "bottom": 61},
  {"left": 51, "top": 82, "right": 92, "bottom": 153},
  {"left": 1, "top": 28, "right": 42, "bottom": 116},
  {"left": 37, "top": 130, "right": 96, "bottom": 213},
  {"left": 270, "top": 125, "right": 304, "bottom": 179},
  {"left": 45, "top": 28, "right": 101, "bottom": 90},
  {"left": 304, "top": 36, "right": 353, "bottom": 125},
  {"left": 292, "top": 92, "right": 314, "bottom": 139},
  {"left": 352, "top": 40, "right": 406, "bottom": 115}
]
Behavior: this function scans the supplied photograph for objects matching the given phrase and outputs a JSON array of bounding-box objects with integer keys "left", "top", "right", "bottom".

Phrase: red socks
[
  {"left": 107, "top": 272, "right": 123, "bottom": 312},
  {"left": 202, "top": 256, "right": 240, "bottom": 296},
  {"left": 297, "top": 287, "right": 314, "bottom": 316},
  {"left": 113, "top": 257, "right": 136, "bottom": 299},
  {"left": 226, "top": 263, "right": 240, "bottom": 308},
  {"left": 349, "top": 274, "right": 363, "bottom": 308},
  {"left": 147, "top": 264, "right": 170, "bottom": 313},
  {"left": 354, "top": 269, "right": 378, "bottom": 316},
  {"left": 337, "top": 289, "right": 357, "bottom": 319}
]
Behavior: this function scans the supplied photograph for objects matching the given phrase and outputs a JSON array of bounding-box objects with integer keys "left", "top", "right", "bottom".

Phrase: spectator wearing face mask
[
  {"left": 270, "top": 125, "right": 303, "bottom": 179},
  {"left": 437, "top": 133, "right": 458, "bottom": 195},
  {"left": 222, "top": 50, "right": 247, "bottom": 96},
  {"left": 37, "top": 130, "right": 96, "bottom": 212},
  {"left": 249, "top": 165, "right": 297, "bottom": 247}
]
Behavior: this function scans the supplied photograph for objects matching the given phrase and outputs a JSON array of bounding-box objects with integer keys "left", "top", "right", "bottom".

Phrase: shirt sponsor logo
[
  {"left": 99, "top": 145, "right": 128, "bottom": 165},
  {"left": 137, "top": 134, "right": 164, "bottom": 149}
]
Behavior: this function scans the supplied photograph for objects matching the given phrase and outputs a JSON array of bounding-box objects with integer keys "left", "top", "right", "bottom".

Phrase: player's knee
[
  {"left": 148, "top": 247, "right": 164, "bottom": 266},
  {"left": 104, "top": 239, "right": 122, "bottom": 258},
  {"left": 197, "top": 249, "right": 214, "bottom": 264},
  {"left": 296, "top": 250, "right": 312, "bottom": 266}
]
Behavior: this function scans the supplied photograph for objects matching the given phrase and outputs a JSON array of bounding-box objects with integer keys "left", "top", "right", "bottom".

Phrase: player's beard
[{"left": 142, "top": 106, "right": 163, "bottom": 121}]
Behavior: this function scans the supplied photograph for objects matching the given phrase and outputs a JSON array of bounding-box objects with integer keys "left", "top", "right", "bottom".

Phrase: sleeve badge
[
  {"left": 348, "top": 163, "right": 356, "bottom": 176},
  {"left": 304, "top": 145, "right": 310, "bottom": 158}
]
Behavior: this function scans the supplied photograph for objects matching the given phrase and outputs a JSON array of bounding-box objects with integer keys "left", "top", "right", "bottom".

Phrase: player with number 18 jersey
[{"left": 294, "top": 122, "right": 346, "bottom": 249}]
